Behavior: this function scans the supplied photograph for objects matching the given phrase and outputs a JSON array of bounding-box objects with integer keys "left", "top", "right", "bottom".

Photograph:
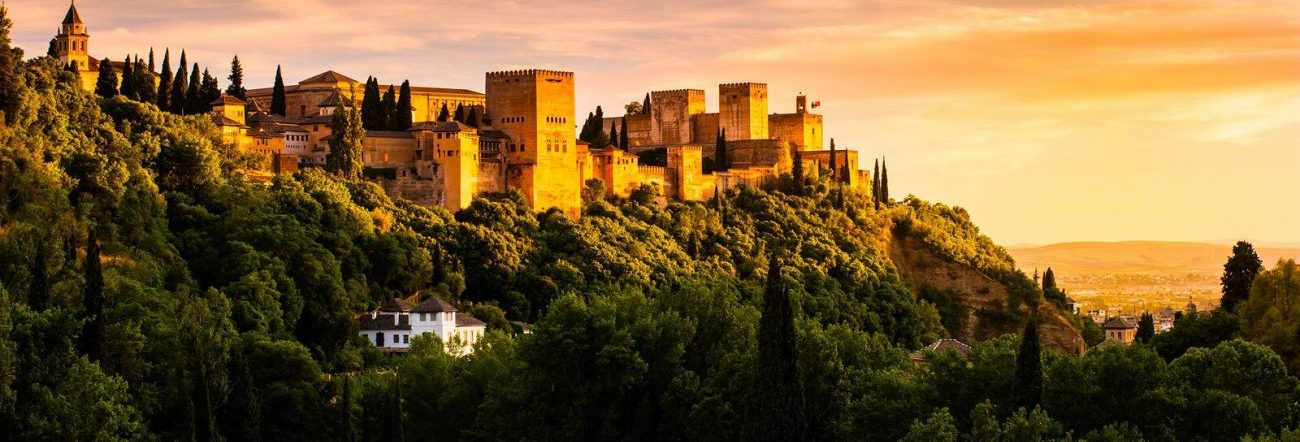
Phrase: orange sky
[{"left": 9, "top": 0, "right": 1299, "bottom": 245}]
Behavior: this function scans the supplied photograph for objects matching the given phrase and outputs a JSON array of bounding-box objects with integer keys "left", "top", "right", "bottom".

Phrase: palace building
[{"left": 54, "top": 2, "right": 158, "bottom": 92}]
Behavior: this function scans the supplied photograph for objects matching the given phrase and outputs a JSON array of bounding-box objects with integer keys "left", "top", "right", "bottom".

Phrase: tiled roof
[
  {"left": 211, "top": 114, "right": 246, "bottom": 128},
  {"left": 63, "top": 3, "right": 83, "bottom": 25},
  {"left": 909, "top": 338, "right": 972, "bottom": 360},
  {"left": 410, "top": 121, "right": 476, "bottom": 133},
  {"left": 367, "top": 130, "right": 414, "bottom": 138},
  {"left": 380, "top": 297, "right": 416, "bottom": 312},
  {"left": 1102, "top": 317, "right": 1138, "bottom": 329},
  {"left": 210, "top": 95, "right": 246, "bottom": 106},
  {"left": 300, "top": 70, "right": 359, "bottom": 85},
  {"left": 358, "top": 313, "right": 411, "bottom": 331},
  {"left": 456, "top": 314, "right": 486, "bottom": 328},
  {"left": 414, "top": 296, "right": 457, "bottom": 313},
  {"left": 317, "top": 90, "right": 352, "bottom": 108}
]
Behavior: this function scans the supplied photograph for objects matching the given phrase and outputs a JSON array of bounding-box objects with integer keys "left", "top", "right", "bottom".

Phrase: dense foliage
[{"left": 0, "top": 29, "right": 1297, "bottom": 441}]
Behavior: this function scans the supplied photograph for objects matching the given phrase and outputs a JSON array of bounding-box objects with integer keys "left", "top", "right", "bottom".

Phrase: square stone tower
[
  {"left": 485, "top": 69, "right": 581, "bottom": 217},
  {"left": 424, "top": 121, "right": 481, "bottom": 212},
  {"left": 719, "top": 83, "right": 769, "bottom": 141},
  {"left": 650, "top": 89, "right": 706, "bottom": 145}
]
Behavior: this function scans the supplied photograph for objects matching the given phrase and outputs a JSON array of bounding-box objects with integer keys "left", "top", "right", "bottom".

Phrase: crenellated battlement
[
  {"left": 652, "top": 89, "right": 705, "bottom": 96},
  {"left": 719, "top": 82, "right": 767, "bottom": 89},
  {"left": 486, "top": 69, "right": 575, "bottom": 79}
]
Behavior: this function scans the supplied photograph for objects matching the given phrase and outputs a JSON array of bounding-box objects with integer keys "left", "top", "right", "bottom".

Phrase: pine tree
[
  {"left": 342, "top": 376, "right": 355, "bottom": 442},
  {"left": 841, "top": 161, "right": 851, "bottom": 185},
  {"left": 715, "top": 129, "right": 728, "bottom": 172},
  {"left": 118, "top": 56, "right": 137, "bottom": 100},
  {"left": 94, "top": 58, "right": 119, "bottom": 99},
  {"left": 1220, "top": 241, "right": 1263, "bottom": 311},
  {"left": 201, "top": 68, "right": 221, "bottom": 108},
  {"left": 157, "top": 49, "right": 172, "bottom": 111},
  {"left": 642, "top": 93, "right": 651, "bottom": 117},
  {"left": 1012, "top": 314, "right": 1043, "bottom": 410},
  {"left": 361, "top": 77, "right": 382, "bottom": 129},
  {"left": 881, "top": 158, "right": 890, "bottom": 205},
  {"left": 170, "top": 52, "right": 188, "bottom": 114},
  {"left": 755, "top": 254, "right": 805, "bottom": 441},
  {"left": 0, "top": 4, "right": 17, "bottom": 121},
  {"left": 226, "top": 55, "right": 246, "bottom": 100},
  {"left": 80, "top": 228, "right": 105, "bottom": 362},
  {"left": 134, "top": 57, "right": 157, "bottom": 104},
  {"left": 465, "top": 107, "right": 479, "bottom": 128},
  {"left": 608, "top": 120, "right": 619, "bottom": 149},
  {"left": 619, "top": 117, "right": 629, "bottom": 151},
  {"left": 271, "top": 66, "right": 286, "bottom": 116},
  {"left": 453, "top": 103, "right": 465, "bottom": 123},
  {"left": 828, "top": 138, "right": 837, "bottom": 181},
  {"left": 327, "top": 89, "right": 366, "bottom": 179},
  {"left": 436, "top": 103, "right": 450, "bottom": 122},
  {"left": 395, "top": 80, "right": 412, "bottom": 129},
  {"left": 185, "top": 63, "right": 201, "bottom": 114},
  {"left": 579, "top": 112, "right": 596, "bottom": 141},
  {"left": 380, "top": 85, "right": 396, "bottom": 130},
  {"left": 1136, "top": 313, "right": 1155, "bottom": 343},
  {"left": 791, "top": 148, "right": 804, "bottom": 196}
]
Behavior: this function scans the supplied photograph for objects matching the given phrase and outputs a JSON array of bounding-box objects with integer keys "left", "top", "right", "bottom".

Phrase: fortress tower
[
  {"left": 650, "top": 89, "right": 705, "bottom": 145},
  {"left": 485, "top": 69, "right": 581, "bottom": 216},
  {"left": 54, "top": 2, "right": 90, "bottom": 71},
  {"left": 719, "top": 83, "right": 768, "bottom": 141},
  {"left": 420, "top": 121, "right": 480, "bottom": 211}
]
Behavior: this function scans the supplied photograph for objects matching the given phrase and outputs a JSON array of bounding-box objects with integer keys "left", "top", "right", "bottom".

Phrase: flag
[{"left": 811, "top": 100, "right": 821, "bottom": 108}]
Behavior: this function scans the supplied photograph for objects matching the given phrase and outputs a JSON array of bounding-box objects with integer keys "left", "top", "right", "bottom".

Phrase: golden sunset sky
[{"left": 8, "top": 0, "right": 1298, "bottom": 245}]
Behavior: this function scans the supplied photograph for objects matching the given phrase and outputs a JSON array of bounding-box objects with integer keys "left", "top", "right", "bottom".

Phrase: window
[
  {"left": 403, "top": 335, "right": 409, "bottom": 344},
  {"left": 300, "top": 105, "right": 306, "bottom": 116},
  {"left": 376, "top": 332, "right": 385, "bottom": 347},
  {"left": 393, "top": 334, "right": 399, "bottom": 344}
]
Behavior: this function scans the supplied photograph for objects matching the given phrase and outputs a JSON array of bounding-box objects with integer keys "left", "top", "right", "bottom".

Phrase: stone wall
[
  {"left": 486, "top": 69, "right": 582, "bottom": 217},
  {"left": 769, "top": 112, "right": 824, "bottom": 152},
  {"left": 651, "top": 89, "right": 706, "bottom": 145},
  {"left": 719, "top": 83, "right": 769, "bottom": 141}
]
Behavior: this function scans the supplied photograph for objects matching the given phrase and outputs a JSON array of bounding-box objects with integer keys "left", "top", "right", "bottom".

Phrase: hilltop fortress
[{"left": 53, "top": 3, "right": 869, "bottom": 217}]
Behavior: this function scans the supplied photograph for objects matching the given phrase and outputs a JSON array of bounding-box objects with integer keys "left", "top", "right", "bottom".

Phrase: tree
[
  {"left": 118, "top": 56, "right": 136, "bottom": 100},
  {"left": 226, "top": 55, "right": 246, "bottom": 100},
  {"left": 753, "top": 254, "right": 805, "bottom": 441},
  {"left": 133, "top": 57, "right": 156, "bottom": 103},
  {"left": 901, "top": 409, "right": 958, "bottom": 442},
  {"left": 1042, "top": 267, "right": 1057, "bottom": 292},
  {"left": 624, "top": 100, "right": 642, "bottom": 115},
  {"left": 1221, "top": 241, "right": 1263, "bottom": 312},
  {"left": 395, "top": 80, "right": 412, "bottom": 130},
  {"left": 157, "top": 49, "right": 172, "bottom": 111},
  {"left": 28, "top": 239, "right": 49, "bottom": 311},
  {"left": 465, "top": 107, "right": 478, "bottom": 128},
  {"left": 828, "top": 138, "right": 837, "bottom": 181},
  {"left": 360, "top": 77, "right": 382, "bottom": 129},
  {"left": 80, "top": 228, "right": 105, "bottom": 362},
  {"left": 608, "top": 120, "right": 619, "bottom": 149},
  {"left": 642, "top": 93, "right": 651, "bottom": 116},
  {"left": 714, "top": 129, "right": 728, "bottom": 172},
  {"left": 380, "top": 85, "right": 396, "bottom": 130},
  {"left": 94, "top": 58, "right": 119, "bottom": 99},
  {"left": 185, "top": 63, "right": 202, "bottom": 114},
  {"left": 327, "top": 90, "right": 366, "bottom": 179},
  {"left": 170, "top": 51, "right": 188, "bottom": 114},
  {"left": 270, "top": 65, "right": 286, "bottom": 116},
  {"left": 1011, "top": 314, "right": 1042, "bottom": 409},
  {"left": 1137, "top": 313, "right": 1155, "bottom": 343},
  {"left": 341, "top": 376, "right": 355, "bottom": 442},
  {"left": 200, "top": 68, "right": 221, "bottom": 109},
  {"left": 47, "top": 38, "right": 58, "bottom": 58},
  {"left": 436, "top": 103, "right": 450, "bottom": 122},
  {"left": 619, "top": 117, "right": 629, "bottom": 150},
  {"left": 0, "top": 4, "right": 17, "bottom": 121},
  {"left": 148, "top": 48, "right": 155, "bottom": 72},
  {"left": 453, "top": 103, "right": 465, "bottom": 123},
  {"left": 881, "top": 158, "right": 890, "bottom": 204},
  {"left": 791, "top": 148, "right": 804, "bottom": 195},
  {"left": 1238, "top": 259, "right": 1300, "bottom": 373},
  {"left": 872, "top": 158, "right": 880, "bottom": 210}
]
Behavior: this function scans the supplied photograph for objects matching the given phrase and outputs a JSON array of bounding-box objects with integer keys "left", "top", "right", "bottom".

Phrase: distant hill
[{"left": 1008, "top": 241, "right": 1300, "bottom": 276}]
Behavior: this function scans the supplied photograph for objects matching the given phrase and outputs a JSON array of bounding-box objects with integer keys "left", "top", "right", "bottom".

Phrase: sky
[{"left": 7, "top": 0, "right": 1299, "bottom": 245}]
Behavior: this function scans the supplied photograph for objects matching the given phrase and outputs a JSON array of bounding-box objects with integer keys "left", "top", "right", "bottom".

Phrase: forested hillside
[{"left": 0, "top": 13, "right": 1296, "bottom": 441}]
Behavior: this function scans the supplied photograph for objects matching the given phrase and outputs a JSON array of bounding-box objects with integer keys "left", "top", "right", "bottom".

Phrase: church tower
[{"left": 55, "top": 2, "right": 90, "bottom": 71}]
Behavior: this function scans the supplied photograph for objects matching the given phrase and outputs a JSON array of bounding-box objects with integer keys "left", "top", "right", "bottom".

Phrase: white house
[{"left": 358, "top": 295, "right": 487, "bottom": 355}]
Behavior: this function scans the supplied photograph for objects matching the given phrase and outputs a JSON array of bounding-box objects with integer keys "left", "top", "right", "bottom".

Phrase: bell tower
[{"left": 56, "top": 2, "right": 90, "bottom": 71}]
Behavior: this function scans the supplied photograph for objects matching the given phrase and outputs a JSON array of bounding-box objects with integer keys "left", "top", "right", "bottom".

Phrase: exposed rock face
[{"left": 887, "top": 229, "right": 1084, "bottom": 354}]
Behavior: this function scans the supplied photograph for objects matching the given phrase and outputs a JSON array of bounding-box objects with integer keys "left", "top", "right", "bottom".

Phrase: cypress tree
[
  {"left": 47, "top": 38, "right": 59, "bottom": 58},
  {"left": 642, "top": 93, "right": 651, "bottom": 117},
  {"left": 361, "top": 77, "right": 382, "bottom": 129},
  {"left": 80, "top": 228, "right": 105, "bottom": 362},
  {"left": 148, "top": 48, "right": 155, "bottom": 72},
  {"left": 828, "top": 138, "right": 837, "bottom": 181},
  {"left": 157, "top": 49, "right": 172, "bottom": 111},
  {"left": 872, "top": 158, "right": 880, "bottom": 209},
  {"left": 1220, "top": 241, "right": 1263, "bottom": 311},
  {"left": 1012, "top": 314, "right": 1043, "bottom": 410},
  {"left": 327, "top": 89, "right": 366, "bottom": 179},
  {"left": 791, "top": 148, "right": 804, "bottom": 195},
  {"left": 185, "top": 63, "right": 201, "bottom": 114},
  {"left": 94, "top": 58, "right": 119, "bottom": 99},
  {"left": 755, "top": 254, "right": 805, "bottom": 441},
  {"left": 270, "top": 66, "right": 286, "bottom": 116},
  {"left": 579, "top": 112, "right": 595, "bottom": 141},
  {"left": 465, "top": 107, "right": 479, "bottom": 128},
  {"left": 0, "top": 4, "right": 16, "bottom": 121},
  {"left": 170, "top": 52, "right": 188, "bottom": 114},
  {"left": 841, "top": 161, "right": 851, "bottom": 185},
  {"left": 715, "top": 129, "right": 728, "bottom": 172},
  {"left": 881, "top": 158, "right": 890, "bottom": 204},
  {"left": 453, "top": 103, "right": 465, "bottom": 123},
  {"left": 342, "top": 376, "right": 355, "bottom": 442},
  {"left": 619, "top": 117, "right": 629, "bottom": 150},
  {"left": 201, "top": 68, "right": 221, "bottom": 108},
  {"left": 436, "top": 103, "right": 450, "bottom": 122},
  {"left": 1042, "top": 268, "right": 1058, "bottom": 292},
  {"left": 134, "top": 57, "right": 157, "bottom": 104},
  {"left": 395, "top": 80, "right": 412, "bottom": 129},
  {"left": 119, "top": 56, "right": 137, "bottom": 100},
  {"left": 1136, "top": 313, "right": 1155, "bottom": 343},
  {"left": 226, "top": 55, "right": 246, "bottom": 100},
  {"left": 380, "top": 85, "right": 396, "bottom": 130},
  {"left": 608, "top": 120, "right": 619, "bottom": 149}
]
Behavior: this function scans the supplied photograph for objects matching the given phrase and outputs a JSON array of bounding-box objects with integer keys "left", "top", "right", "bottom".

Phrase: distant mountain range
[{"left": 1008, "top": 241, "right": 1300, "bottom": 276}]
